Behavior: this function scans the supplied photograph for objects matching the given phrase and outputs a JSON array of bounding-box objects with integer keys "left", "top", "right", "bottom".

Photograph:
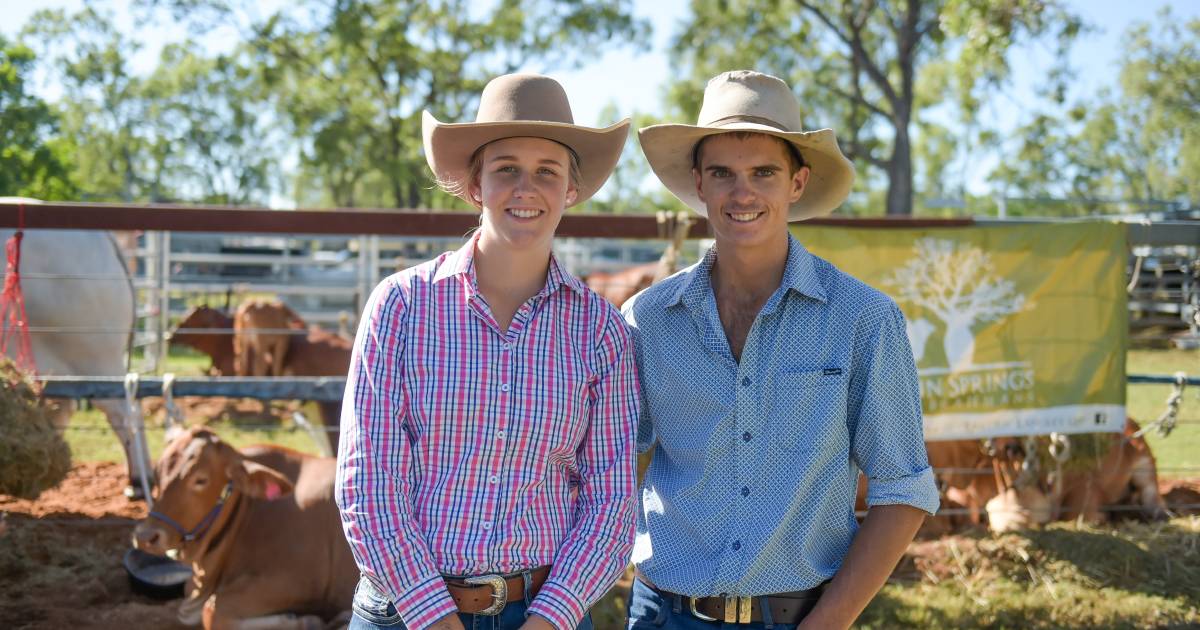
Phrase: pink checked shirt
[{"left": 336, "top": 234, "right": 639, "bottom": 630}]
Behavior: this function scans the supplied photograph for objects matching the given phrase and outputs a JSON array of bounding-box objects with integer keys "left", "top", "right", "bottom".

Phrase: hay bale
[{"left": 0, "top": 359, "right": 71, "bottom": 498}]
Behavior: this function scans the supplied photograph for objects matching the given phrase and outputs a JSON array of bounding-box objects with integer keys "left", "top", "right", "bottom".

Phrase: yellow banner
[{"left": 792, "top": 222, "right": 1128, "bottom": 440}]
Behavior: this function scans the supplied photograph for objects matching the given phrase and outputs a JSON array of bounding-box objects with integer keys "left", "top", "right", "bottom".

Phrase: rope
[
  {"left": 0, "top": 202, "right": 36, "bottom": 373},
  {"left": 123, "top": 372, "right": 154, "bottom": 507}
]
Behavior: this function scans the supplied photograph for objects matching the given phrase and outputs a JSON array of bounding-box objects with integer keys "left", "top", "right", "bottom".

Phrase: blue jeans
[
  {"left": 349, "top": 575, "right": 595, "bottom": 630},
  {"left": 625, "top": 577, "right": 806, "bottom": 630}
]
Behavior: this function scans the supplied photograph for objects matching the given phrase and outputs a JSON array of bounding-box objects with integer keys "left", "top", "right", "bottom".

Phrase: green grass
[
  {"left": 65, "top": 404, "right": 325, "bottom": 463},
  {"left": 1127, "top": 349, "right": 1199, "bottom": 479},
  {"left": 130, "top": 346, "right": 214, "bottom": 376},
  {"left": 66, "top": 347, "right": 326, "bottom": 461}
]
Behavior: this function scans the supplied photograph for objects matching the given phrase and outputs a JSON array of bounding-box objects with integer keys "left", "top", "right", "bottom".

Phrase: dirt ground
[
  {"left": 2, "top": 463, "right": 1198, "bottom": 630},
  {"left": 0, "top": 462, "right": 186, "bottom": 629}
]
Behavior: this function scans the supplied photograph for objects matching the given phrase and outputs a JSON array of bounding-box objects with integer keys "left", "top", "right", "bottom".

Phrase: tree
[
  {"left": 0, "top": 35, "right": 75, "bottom": 199},
  {"left": 668, "top": 0, "right": 1081, "bottom": 215},
  {"left": 142, "top": 44, "right": 279, "bottom": 205},
  {"left": 23, "top": 7, "right": 170, "bottom": 202},
  {"left": 23, "top": 7, "right": 281, "bottom": 205},
  {"left": 144, "top": 0, "right": 650, "bottom": 209},
  {"left": 884, "top": 238, "right": 1026, "bottom": 371},
  {"left": 991, "top": 9, "right": 1200, "bottom": 210},
  {"left": 586, "top": 105, "right": 681, "bottom": 214}
]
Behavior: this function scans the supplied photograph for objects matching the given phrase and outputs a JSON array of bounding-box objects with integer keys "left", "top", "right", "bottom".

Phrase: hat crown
[
  {"left": 475, "top": 73, "right": 575, "bottom": 125},
  {"left": 696, "top": 70, "right": 802, "bottom": 133}
]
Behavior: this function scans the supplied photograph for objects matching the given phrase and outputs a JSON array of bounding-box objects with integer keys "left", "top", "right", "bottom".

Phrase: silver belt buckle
[
  {"left": 688, "top": 598, "right": 718, "bottom": 622},
  {"left": 464, "top": 574, "right": 508, "bottom": 616}
]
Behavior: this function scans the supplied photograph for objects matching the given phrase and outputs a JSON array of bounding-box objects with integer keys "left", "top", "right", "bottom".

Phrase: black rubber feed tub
[{"left": 123, "top": 548, "right": 192, "bottom": 599}]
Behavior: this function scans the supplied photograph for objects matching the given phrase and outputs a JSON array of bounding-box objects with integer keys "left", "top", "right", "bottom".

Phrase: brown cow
[
  {"left": 233, "top": 300, "right": 305, "bottom": 377},
  {"left": 132, "top": 427, "right": 357, "bottom": 629},
  {"left": 284, "top": 326, "right": 353, "bottom": 455},
  {"left": 855, "top": 418, "right": 1169, "bottom": 534},
  {"left": 1056, "top": 419, "right": 1169, "bottom": 524},
  {"left": 171, "top": 306, "right": 236, "bottom": 376},
  {"left": 169, "top": 306, "right": 351, "bottom": 453}
]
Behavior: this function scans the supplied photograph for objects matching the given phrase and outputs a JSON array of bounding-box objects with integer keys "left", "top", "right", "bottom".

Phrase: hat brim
[
  {"left": 637, "top": 122, "right": 855, "bottom": 221},
  {"left": 423, "top": 111, "right": 630, "bottom": 207}
]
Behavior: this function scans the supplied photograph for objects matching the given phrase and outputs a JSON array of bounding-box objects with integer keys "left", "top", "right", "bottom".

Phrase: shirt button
[
  {"left": 741, "top": 487, "right": 750, "bottom": 497},
  {"left": 500, "top": 383, "right": 510, "bottom": 392},
  {"left": 502, "top": 342, "right": 512, "bottom": 351},
  {"left": 488, "top": 475, "right": 499, "bottom": 484},
  {"left": 742, "top": 432, "right": 752, "bottom": 442},
  {"left": 731, "top": 541, "right": 742, "bottom": 551},
  {"left": 741, "top": 377, "right": 751, "bottom": 387},
  {"left": 496, "top": 430, "right": 506, "bottom": 439},
  {"left": 481, "top": 522, "right": 492, "bottom": 530}
]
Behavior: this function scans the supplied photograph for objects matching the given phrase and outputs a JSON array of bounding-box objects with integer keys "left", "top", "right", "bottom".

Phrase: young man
[{"left": 623, "top": 70, "right": 939, "bottom": 630}]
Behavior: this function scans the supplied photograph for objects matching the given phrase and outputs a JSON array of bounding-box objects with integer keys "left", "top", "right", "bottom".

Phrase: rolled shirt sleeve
[
  {"left": 847, "top": 300, "right": 940, "bottom": 515},
  {"left": 526, "top": 315, "right": 639, "bottom": 630},
  {"left": 335, "top": 279, "right": 458, "bottom": 629}
]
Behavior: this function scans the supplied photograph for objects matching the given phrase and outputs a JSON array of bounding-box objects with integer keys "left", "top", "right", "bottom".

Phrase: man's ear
[
  {"left": 790, "top": 165, "right": 811, "bottom": 204},
  {"left": 565, "top": 184, "right": 578, "bottom": 205},
  {"left": 227, "top": 460, "right": 294, "bottom": 500},
  {"left": 693, "top": 168, "right": 706, "bottom": 204}
]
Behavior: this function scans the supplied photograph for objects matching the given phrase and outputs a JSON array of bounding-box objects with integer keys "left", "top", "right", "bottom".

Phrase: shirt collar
[
  {"left": 667, "top": 232, "right": 827, "bottom": 309},
  {"left": 432, "top": 230, "right": 586, "bottom": 297}
]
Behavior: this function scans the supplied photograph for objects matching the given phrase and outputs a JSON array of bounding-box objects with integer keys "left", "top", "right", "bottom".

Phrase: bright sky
[{"left": 3, "top": 0, "right": 1197, "bottom": 199}]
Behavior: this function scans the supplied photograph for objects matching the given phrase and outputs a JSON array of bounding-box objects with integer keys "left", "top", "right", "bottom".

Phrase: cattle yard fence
[{"left": 2, "top": 201, "right": 1198, "bottom": 516}]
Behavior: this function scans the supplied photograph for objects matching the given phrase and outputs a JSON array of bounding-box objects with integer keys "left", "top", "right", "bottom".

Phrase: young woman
[{"left": 336, "top": 74, "right": 638, "bottom": 630}]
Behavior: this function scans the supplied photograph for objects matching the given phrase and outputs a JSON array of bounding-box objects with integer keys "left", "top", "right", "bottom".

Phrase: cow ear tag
[{"left": 265, "top": 481, "right": 282, "bottom": 501}]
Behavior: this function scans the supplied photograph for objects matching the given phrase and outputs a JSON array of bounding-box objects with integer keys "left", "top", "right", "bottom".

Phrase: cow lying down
[{"left": 133, "top": 427, "right": 357, "bottom": 629}]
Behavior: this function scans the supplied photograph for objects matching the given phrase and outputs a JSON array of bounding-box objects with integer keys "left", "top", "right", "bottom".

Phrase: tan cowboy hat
[
  {"left": 422, "top": 73, "right": 630, "bottom": 207},
  {"left": 639, "top": 70, "right": 855, "bottom": 221}
]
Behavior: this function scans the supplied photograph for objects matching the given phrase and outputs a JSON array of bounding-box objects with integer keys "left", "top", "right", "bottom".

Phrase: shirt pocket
[{"left": 769, "top": 368, "right": 849, "bottom": 454}]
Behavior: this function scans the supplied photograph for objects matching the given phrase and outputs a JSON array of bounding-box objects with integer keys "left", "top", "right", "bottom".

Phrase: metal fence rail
[{"left": 38, "top": 376, "right": 346, "bottom": 401}]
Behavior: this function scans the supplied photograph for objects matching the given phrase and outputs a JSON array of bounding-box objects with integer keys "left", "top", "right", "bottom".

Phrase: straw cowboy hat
[
  {"left": 422, "top": 73, "right": 630, "bottom": 207},
  {"left": 639, "top": 70, "right": 855, "bottom": 221}
]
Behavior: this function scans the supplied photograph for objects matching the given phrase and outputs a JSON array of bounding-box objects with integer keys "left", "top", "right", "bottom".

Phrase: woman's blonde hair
[{"left": 437, "top": 139, "right": 583, "bottom": 205}]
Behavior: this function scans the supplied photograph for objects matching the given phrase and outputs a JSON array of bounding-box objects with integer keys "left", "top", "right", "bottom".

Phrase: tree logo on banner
[
  {"left": 885, "top": 238, "right": 1028, "bottom": 370},
  {"left": 884, "top": 238, "right": 1034, "bottom": 413}
]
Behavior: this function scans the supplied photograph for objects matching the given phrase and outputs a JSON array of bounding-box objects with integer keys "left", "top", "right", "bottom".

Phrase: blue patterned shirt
[{"left": 621, "top": 234, "right": 939, "bottom": 597}]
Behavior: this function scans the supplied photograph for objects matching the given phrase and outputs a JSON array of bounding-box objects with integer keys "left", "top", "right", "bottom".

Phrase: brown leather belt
[
  {"left": 638, "top": 573, "right": 824, "bottom": 624},
  {"left": 444, "top": 566, "right": 550, "bottom": 615}
]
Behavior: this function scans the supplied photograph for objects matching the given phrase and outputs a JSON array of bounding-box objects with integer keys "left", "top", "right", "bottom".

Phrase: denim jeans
[
  {"left": 348, "top": 574, "right": 595, "bottom": 630},
  {"left": 625, "top": 577, "right": 810, "bottom": 630}
]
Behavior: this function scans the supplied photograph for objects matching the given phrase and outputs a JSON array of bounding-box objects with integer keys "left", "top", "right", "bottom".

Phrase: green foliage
[
  {"left": 18, "top": 0, "right": 649, "bottom": 208},
  {"left": 23, "top": 7, "right": 172, "bottom": 202},
  {"left": 666, "top": 0, "right": 1081, "bottom": 216},
  {"left": 990, "top": 9, "right": 1200, "bottom": 212},
  {"left": 171, "top": 0, "right": 651, "bottom": 209},
  {"left": 22, "top": 7, "right": 280, "bottom": 204},
  {"left": 0, "top": 35, "right": 75, "bottom": 199},
  {"left": 585, "top": 105, "right": 684, "bottom": 214}
]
